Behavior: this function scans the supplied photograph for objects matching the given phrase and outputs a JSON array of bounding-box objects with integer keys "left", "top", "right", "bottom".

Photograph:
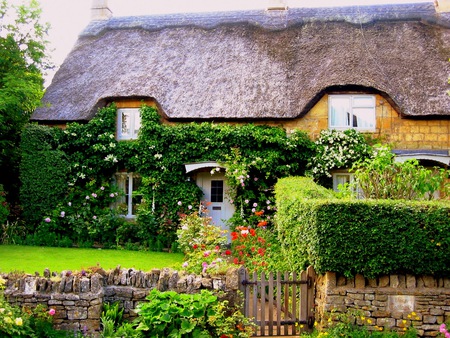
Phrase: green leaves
[{"left": 276, "top": 177, "right": 450, "bottom": 278}]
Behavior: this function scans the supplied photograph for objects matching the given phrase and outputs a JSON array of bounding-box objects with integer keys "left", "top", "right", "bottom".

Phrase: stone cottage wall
[
  {"left": 315, "top": 271, "right": 450, "bottom": 337},
  {"left": 3, "top": 266, "right": 241, "bottom": 335}
]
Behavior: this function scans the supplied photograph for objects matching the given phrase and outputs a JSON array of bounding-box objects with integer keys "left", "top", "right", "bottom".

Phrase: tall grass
[{"left": 0, "top": 245, "right": 183, "bottom": 274}]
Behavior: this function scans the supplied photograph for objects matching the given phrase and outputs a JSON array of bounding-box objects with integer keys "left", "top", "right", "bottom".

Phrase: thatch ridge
[{"left": 32, "top": 2, "right": 450, "bottom": 122}]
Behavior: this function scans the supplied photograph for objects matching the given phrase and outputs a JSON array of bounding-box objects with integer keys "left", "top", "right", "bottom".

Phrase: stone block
[
  {"left": 80, "top": 278, "right": 90, "bottom": 293},
  {"left": 378, "top": 276, "right": 389, "bottom": 287},
  {"left": 376, "top": 317, "right": 395, "bottom": 328},
  {"left": 423, "top": 315, "right": 437, "bottom": 324},
  {"left": 355, "top": 274, "right": 365, "bottom": 288},
  {"left": 91, "top": 274, "right": 103, "bottom": 293},
  {"left": 88, "top": 304, "right": 102, "bottom": 319},
  {"left": 406, "top": 275, "right": 416, "bottom": 288},
  {"left": 64, "top": 275, "right": 74, "bottom": 293},
  {"left": 68, "top": 308, "right": 88, "bottom": 320}
]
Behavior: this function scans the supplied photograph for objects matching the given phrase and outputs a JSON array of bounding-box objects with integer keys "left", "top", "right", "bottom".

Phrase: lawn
[{"left": 0, "top": 245, "right": 184, "bottom": 274}]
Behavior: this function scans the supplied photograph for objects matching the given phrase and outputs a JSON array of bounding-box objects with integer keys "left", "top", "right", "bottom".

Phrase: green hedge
[
  {"left": 275, "top": 176, "right": 450, "bottom": 278},
  {"left": 19, "top": 124, "right": 68, "bottom": 229}
]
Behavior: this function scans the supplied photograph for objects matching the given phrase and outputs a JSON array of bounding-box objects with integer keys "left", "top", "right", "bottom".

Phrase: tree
[{"left": 0, "top": 0, "right": 50, "bottom": 214}]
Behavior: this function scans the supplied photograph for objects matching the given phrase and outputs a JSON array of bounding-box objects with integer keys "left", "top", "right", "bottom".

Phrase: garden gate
[{"left": 238, "top": 266, "right": 316, "bottom": 337}]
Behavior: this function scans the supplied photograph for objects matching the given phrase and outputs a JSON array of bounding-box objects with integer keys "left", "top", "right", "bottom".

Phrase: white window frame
[
  {"left": 328, "top": 94, "right": 376, "bottom": 131},
  {"left": 117, "top": 108, "right": 141, "bottom": 140},
  {"left": 114, "top": 172, "right": 141, "bottom": 218}
]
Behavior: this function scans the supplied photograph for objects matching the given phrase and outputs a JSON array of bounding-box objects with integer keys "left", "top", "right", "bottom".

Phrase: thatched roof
[{"left": 32, "top": 2, "right": 450, "bottom": 122}]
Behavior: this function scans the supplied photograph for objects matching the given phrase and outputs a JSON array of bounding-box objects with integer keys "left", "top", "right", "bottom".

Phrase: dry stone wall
[
  {"left": 316, "top": 271, "right": 450, "bottom": 337},
  {"left": 3, "top": 266, "right": 241, "bottom": 335}
]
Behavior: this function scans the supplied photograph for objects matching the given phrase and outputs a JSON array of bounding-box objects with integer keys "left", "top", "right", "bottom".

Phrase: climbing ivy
[{"left": 19, "top": 105, "right": 314, "bottom": 249}]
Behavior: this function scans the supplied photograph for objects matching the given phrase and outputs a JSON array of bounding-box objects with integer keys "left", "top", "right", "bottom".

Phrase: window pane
[
  {"left": 352, "top": 107, "right": 374, "bottom": 129},
  {"left": 330, "top": 97, "right": 350, "bottom": 127},
  {"left": 211, "top": 180, "right": 224, "bottom": 203},
  {"left": 133, "top": 112, "right": 141, "bottom": 137},
  {"left": 352, "top": 96, "right": 374, "bottom": 108},
  {"left": 121, "top": 111, "right": 131, "bottom": 137}
]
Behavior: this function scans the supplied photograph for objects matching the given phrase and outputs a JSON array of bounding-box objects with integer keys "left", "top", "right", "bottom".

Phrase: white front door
[{"left": 196, "top": 171, "right": 235, "bottom": 241}]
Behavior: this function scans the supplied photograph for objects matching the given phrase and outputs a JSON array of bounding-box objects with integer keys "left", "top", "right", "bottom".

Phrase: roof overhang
[
  {"left": 184, "top": 161, "right": 225, "bottom": 174},
  {"left": 393, "top": 149, "right": 450, "bottom": 166}
]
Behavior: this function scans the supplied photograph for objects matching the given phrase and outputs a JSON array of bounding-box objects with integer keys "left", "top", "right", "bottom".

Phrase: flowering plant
[
  {"left": 308, "top": 129, "right": 372, "bottom": 179},
  {"left": 0, "top": 277, "right": 56, "bottom": 337},
  {"left": 177, "top": 211, "right": 232, "bottom": 274}
]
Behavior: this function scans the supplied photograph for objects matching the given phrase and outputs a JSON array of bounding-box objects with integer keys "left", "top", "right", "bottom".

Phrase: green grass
[{"left": 0, "top": 245, "right": 184, "bottom": 274}]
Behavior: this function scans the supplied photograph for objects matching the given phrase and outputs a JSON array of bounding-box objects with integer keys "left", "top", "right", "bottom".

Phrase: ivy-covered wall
[{"left": 19, "top": 105, "right": 315, "bottom": 249}]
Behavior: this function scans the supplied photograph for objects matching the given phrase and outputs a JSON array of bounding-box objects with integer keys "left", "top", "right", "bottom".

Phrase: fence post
[
  {"left": 238, "top": 266, "right": 249, "bottom": 316},
  {"left": 306, "top": 265, "right": 317, "bottom": 330}
]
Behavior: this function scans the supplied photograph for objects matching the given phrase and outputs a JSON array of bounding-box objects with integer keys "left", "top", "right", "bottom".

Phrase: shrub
[
  {"left": 351, "top": 145, "right": 450, "bottom": 200},
  {"left": 135, "top": 289, "right": 254, "bottom": 337},
  {"left": 308, "top": 129, "right": 373, "bottom": 184},
  {"left": 275, "top": 177, "right": 450, "bottom": 277}
]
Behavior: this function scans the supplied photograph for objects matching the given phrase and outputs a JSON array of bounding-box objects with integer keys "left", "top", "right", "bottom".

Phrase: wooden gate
[{"left": 238, "top": 266, "right": 316, "bottom": 337}]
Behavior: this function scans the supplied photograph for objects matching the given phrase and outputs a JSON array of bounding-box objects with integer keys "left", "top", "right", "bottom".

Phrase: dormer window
[
  {"left": 329, "top": 95, "right": 375, "bottom": 131},
  {"left": 117, "top": 108, "right": 141, "bottom": 140}
]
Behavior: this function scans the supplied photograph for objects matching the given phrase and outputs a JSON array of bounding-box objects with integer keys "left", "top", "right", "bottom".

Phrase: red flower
[
  {"left": 231, "top": 232, "right": 238, "bottom": 241},
  {"left": 233, "top": 257, "right": 239, "bottom": 265},
  {"left": 225, "top": 250, "right": 231, "bottom": 255},
  {"left": 193, "top": 244, "right": 198, "bottom": 249},
  {"left": 258, "top": 248, "right": 265, "bottom": 257},
  {"left": 220, "top": 335, "right": 229, "bottom": 338},
  {"left": 249, "top": 228, "right": 256, "bottom": 236},
  {"left": 257, "top": 220, "right": 268, "bottom": 227},
  {"left": 255, "top": 210, "right": 264, "bottom": 216}
]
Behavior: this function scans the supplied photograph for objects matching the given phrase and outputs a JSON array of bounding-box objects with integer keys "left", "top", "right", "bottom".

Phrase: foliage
[
  {"left": 20, "top": 124, "right": 69, "bottom": 229},
  {"left": 275, "top": 176, "right": 450, "bottom": 277},
  {"left": 135, "top": 289, "right": 254, "bottom": 337},
  {"left": 100, "top": 301, "right": 139, "bottom": 338},
  {"left": 177, "top": 211, "right": 232, "bottom": 274},
  {"left": 308, "top": 129, "right": 373, "bottom": 185},
  {"left": 0, "top": 185, "right": 9, "bottom": 226},
  {"left": 350, "top": 145, "right": 450, "bottom": 200},
  {"left": 20, "top": 104, "right": 314, "bottom": 249},
  {"left": 0, "top": 276, "right": 64, "bottom": 337},
  {"left": 0, "top": 0, "right": 49, "bottom": 209}
]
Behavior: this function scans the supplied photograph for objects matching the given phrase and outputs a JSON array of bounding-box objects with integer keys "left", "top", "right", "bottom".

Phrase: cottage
[{"left": 32, "top": 0, "right": 450, "bottom": 225}]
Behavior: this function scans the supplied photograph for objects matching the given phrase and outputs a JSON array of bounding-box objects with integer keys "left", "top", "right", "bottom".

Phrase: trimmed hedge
[{"left": 275, "top": 176, "right": 450, "bottom": 278}]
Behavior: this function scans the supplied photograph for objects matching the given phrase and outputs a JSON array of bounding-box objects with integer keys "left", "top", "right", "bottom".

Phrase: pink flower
[
  {"left": 441, "top": 324, "right": 447, "bottom": 333},
  {"left": 48, "top": 308, "right": 56, "bottom": 316},
  {"left": 253, "top": 202, "right": 258, "bottom": 207},
  {"left": 203, "top": 250, "right": 211, "bottom": 257},
  {"left": 188, "top": 205, "right": 192, "bottom": 210},
  {"left": 177, "top": 201, "right": 182, "bottom": 206},
  {"left": 109, "top": 193, "right": 114, "bottom": 197},
  {"left": 100, "top": 186, "right": 105, "bottom": 190},
  {"left": 202, "top": 262, "right": 208, "bottom": 273},
  {"left": 182, "top": 262, "right": 188, "bottom": 268},
  {"left": 91, "top": 193, "right": 97, "bottom": 198},
  {"left": 85, "top": 196, "right": 90, "bottom": 200},
  {"left": 44, "top": 217, "right": 51, "bottom": 223}
]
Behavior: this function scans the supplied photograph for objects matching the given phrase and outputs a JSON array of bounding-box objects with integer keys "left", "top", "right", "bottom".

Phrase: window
[
  {"left": 332, "top": 172, "right": 363, "bottom": 198},
  {"left": 211, "top": 180, "right": 224, "bottom": 203},
  {"left": 117, "top": 108, "right": 141, "bottom": 140},
  {"left": 332, "top": 172, "right": 353, "bottom": 192},
  {"left": 114, "top": 172, "right": 142, "bottom": 218},
  {"left": 329, "top": 95, "right": 375, "bottom": 131}
]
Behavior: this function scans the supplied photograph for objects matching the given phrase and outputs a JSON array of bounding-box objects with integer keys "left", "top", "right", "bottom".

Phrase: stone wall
[
  {"left": 315, "top": 271, "right": 450, "bottom": 337},
  {"left": 3, "top": 266, "right": 241, "bottom": 335}
]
